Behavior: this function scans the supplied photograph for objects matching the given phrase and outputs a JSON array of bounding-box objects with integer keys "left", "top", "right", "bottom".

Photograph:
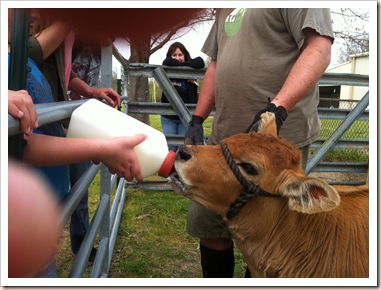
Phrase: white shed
[{"left": 326, "top": 52, "right": 369, "bottom": 104}]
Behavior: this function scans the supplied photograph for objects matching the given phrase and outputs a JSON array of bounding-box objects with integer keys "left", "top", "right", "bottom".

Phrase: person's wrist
[
  {"left": 191, "top": 115, "right": 204, "bottom": 125},
  {"left": 267, "top": 101, "right": 287, "bottom": 121},
  {"left": 87, "top": 87, "right": 96, "bottom": 98},
  {"left": 271, "top": 98, "right": 288, "bottom": 114},
  {"left": 275, "top": 105, "right": 288, "bottom": 121}
]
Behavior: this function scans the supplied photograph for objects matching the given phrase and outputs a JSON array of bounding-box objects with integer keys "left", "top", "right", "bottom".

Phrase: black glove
[
  {"left": 184, "top": 115, "right": 204, "bottom": 145},
  {"left": 246, "top": 99, "right": 288, "bottom": 134}
]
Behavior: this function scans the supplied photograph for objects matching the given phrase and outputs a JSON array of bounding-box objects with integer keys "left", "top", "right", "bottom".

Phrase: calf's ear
[
  {"left": 276, "top": 171, "right": 340, "bottom": 214},
  {"left": 257, "top": 112, "right": 277, "bottom": 136}
]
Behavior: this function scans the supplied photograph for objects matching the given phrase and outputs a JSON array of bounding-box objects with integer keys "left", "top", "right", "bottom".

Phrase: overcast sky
[{"left": 113, "top": 20, "right": 213, "bottom": 71}]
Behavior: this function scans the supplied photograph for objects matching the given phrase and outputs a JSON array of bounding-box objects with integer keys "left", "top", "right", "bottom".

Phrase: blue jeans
[
  {"left": 37, "top": 259, "right": 57, "bottom": 278},
  {"left": 161, "top": 116, "right": 187, "bottom": 152},
  {"left": 69, "top": 161, "right": 91, "bottom": 254}
]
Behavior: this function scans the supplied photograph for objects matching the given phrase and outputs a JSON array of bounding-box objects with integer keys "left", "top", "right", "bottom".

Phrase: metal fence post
[
  {"left": 8, "top": 8, "right": 30, "bottom": 160},
  {"left": 152, "top": 66, "right": 192, "bottom": 127},
  {"left": 98, "top": 43, "right": 113, "bottom": 275},
  {"left": 98, "top": 165, "right": 111, "bottom": 276}
]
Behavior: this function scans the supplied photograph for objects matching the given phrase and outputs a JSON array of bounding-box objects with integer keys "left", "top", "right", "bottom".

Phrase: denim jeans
[
  {"left": 37, "top": 259, "right": 57, "bottom": 278},
  {"left": 161, "top": 116, "right": 187, "bottom": 152}
]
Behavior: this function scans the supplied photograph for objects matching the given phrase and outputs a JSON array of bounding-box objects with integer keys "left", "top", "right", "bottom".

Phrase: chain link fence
[{"left": 316, "top": 98, "right": 369, "bottom": 164}]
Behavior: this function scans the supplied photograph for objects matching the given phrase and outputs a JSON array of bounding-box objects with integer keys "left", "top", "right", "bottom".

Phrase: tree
[
  {"left": 123, "top": 8, "right": 215, "bottom": 124},
  {"left": 331, "top": 8, "right": 369, "bottom": 64}
]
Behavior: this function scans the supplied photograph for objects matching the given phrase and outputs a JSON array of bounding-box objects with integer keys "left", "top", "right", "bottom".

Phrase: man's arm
[
  {"left": 272, "top": 28, "right": 333, "bottom": 112},
  {"left": 184, "top": 59, "right": 216, "bottom": 145},
  {"left": 194, "top": 59, "right": 217, "bottom": 119}
]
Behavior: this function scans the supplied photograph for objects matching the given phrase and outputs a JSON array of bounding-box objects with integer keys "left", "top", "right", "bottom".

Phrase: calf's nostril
[{"left": 177, "top": 146, "right": 192, "bottom": 161}]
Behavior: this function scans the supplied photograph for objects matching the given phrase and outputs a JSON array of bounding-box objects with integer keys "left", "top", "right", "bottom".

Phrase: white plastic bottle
[{"left": 66, "top": 99, "right": 176, "bottom": 178}]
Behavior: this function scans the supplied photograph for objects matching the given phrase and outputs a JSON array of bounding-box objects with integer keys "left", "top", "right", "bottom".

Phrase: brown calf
[{"left": 170, "top": 112, "right": 368, "bottom": 278}]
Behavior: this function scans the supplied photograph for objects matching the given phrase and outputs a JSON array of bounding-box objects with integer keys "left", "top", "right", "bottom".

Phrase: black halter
[{"left": 220, "top": 140, "right": 276, "bottom": 220}]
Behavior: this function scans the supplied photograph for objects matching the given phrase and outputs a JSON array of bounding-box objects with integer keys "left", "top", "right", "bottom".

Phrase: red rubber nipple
[{"left": 158, "top": 150, "right": 176, "bottom": 177}]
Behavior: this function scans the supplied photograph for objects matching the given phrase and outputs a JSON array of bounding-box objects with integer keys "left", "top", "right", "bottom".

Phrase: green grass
[
  {"left": 109, "top": 189, "right": 246, "bottom": 278},
  {"left": 319, "top": 119, "right": 369, "bottom": 139},
  {"left": 318, "top": 119, "right": 369, "bottom": 162},
  {"left": 109, "top": 189, "right": 200, "bottom": 278},
  {"left": 56, "top": 115, "right": 368, "bottom": 278}
]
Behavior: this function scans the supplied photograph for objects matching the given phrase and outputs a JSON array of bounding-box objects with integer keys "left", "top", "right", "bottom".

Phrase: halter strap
[{"left": 220, "top": 140, "right": 276, "bottom": 219}]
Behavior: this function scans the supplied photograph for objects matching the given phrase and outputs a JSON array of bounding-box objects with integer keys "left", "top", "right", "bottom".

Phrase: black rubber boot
[
  {"left": 244, "top": 266, "right": 252, "bottom": 278},
  {"left": 200, "top": 243, "right": 235, "bottom": 278}
]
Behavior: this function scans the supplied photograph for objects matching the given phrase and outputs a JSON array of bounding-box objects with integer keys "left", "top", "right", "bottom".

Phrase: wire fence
[{"left": 314, "top": 98, "right": 369, "bottom": 165}]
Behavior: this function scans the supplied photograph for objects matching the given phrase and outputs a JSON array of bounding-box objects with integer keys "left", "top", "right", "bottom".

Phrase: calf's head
[{"left": 170, "top": 112, "right": 340, "bottom": 219}]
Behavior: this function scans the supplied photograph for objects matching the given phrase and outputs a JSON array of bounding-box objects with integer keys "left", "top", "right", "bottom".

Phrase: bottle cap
[{"left": 158, "top": 150, "right": 176, "bottom": 177}]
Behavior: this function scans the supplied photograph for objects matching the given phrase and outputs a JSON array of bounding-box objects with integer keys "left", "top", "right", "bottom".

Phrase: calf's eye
[{"left": 238, "top": 163, "right": 258, "bottom": 176}]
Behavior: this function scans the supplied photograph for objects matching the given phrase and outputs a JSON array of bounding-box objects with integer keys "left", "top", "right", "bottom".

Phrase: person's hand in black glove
[
  {"left": 184, "top": 115, "right": 204, "bottom": 145},
  {"left": 246, "top": 98, "right": 288, "bottom": 134}
]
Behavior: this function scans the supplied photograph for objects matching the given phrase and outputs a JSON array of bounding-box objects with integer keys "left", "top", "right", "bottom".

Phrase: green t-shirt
[{"left": 203, "top": 8, "right": 334, "bottom": 147}]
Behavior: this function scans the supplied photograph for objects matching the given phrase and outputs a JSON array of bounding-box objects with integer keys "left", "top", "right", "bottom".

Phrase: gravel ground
[{"left": 309, "top": 172, "right": 368, "bottom": 185}]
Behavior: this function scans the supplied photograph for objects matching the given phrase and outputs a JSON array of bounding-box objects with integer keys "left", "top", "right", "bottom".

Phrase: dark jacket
[{"left": 161, "top": 56, "right": 205, "bottom": 120}]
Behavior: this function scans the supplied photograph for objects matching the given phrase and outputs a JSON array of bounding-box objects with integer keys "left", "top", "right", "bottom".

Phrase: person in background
[
  {"left": 160, "top": 42, "right": 204, "bottom": 152},
  {"left": 70, "top": 33, "right": 102, "bottom": 99},
  {"left": 28, "top": 8, "right": 120, "bottom": 107},
  {"left": 184, "top": 8, "right": 334, "bottom": 277}
]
